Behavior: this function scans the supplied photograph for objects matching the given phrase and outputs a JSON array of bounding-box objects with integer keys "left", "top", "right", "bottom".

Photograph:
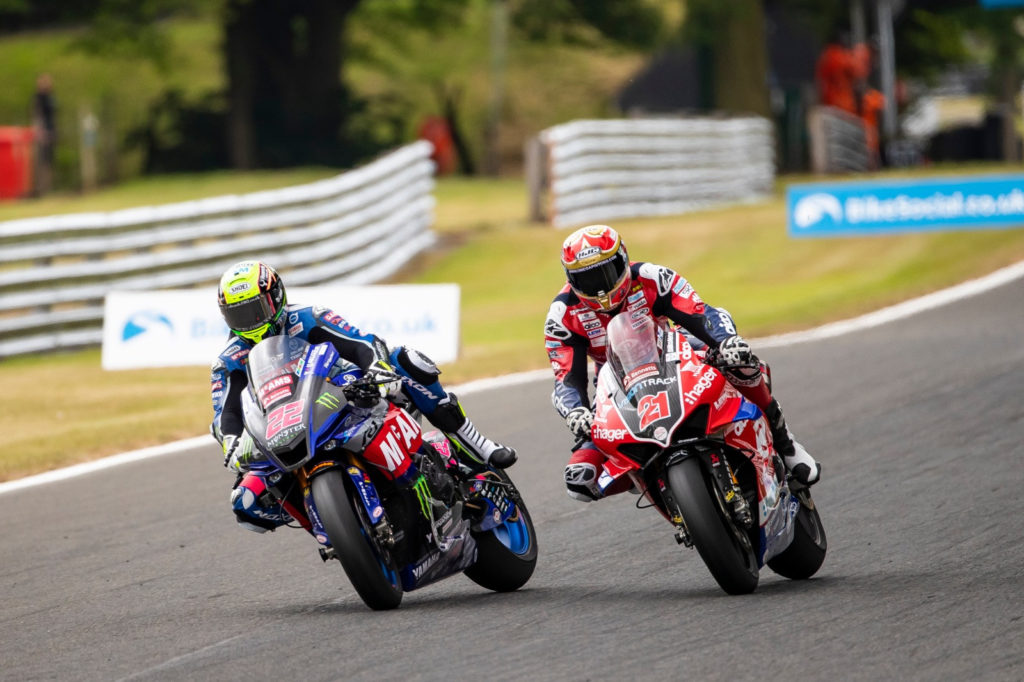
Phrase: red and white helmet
[{"left": 561, "top": 225, "right": 631, "bottom": 312}]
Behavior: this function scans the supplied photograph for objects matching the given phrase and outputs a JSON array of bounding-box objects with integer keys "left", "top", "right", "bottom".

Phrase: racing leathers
[
  {"left": 211, "top": 302, "right": 512, "bottom": 532},
  {"left": 545, "top": 262, "right": 815, "bottom": 502}
]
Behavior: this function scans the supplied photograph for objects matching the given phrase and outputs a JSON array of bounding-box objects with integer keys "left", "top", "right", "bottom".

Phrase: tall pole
[
  {"left": 484, "top": 0, "right": 508, "bottom": 176},
  {"left": 851, "top": 0, "right": 867, "bottom": 46},
  {"left": 876, "top": 0, "right": 898, "bottom": 140}
]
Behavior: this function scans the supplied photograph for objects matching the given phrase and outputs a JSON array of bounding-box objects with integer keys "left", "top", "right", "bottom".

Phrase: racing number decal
[
  {"left": 266, "top": 399, "right": 304, "bottom": 439},
  {"left": 637, "top": 391, "right": 669, "bottom": 430}
]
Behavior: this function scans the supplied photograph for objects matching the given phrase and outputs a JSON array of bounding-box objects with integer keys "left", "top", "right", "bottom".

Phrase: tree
[{"left": 223, "top": 0, "right": 356, "bottom": 169}]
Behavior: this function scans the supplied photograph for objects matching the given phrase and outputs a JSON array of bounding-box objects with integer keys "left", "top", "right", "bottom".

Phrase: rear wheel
[
  {"left": 668, "top": 456, "right": 759, "bottom": 595},
  {"left": 767, "top": 488, "right": 827, "bottom": 580},
  {"left": 312, "top": 470, "right": 403, "bottom": 610},
  {"left": 464, "top": 475, "right": 538, "bottom": 593}
]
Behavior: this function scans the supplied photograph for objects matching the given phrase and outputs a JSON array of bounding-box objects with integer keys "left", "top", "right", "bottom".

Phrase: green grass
[{"left": 4, "top": 168, "right": 1024, "bottom": 482}]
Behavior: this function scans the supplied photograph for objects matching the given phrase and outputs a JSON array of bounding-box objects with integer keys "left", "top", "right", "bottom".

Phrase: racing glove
[
  {"left": 373, "top": 360, "right": 404, "bottom": 400},
  {"left": 565, "top": 406, "right": 594, "bottom": 441},
  {"left": 708, "top": 335, "right": 754, "bottom": 366},
  {"left": 222, "top": 432, "right": 255, "bottom": 472},
  {"left": 706, "top": 335, "right": 762, "bottom": 385}
]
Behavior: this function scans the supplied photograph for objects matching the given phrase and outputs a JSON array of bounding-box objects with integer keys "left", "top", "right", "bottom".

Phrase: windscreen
[
  {"left": 606, "top": 313, "right": 659, "bottom": 385},
  {"left": 247, "top": 335, "right": 309, "bottom": 411}
]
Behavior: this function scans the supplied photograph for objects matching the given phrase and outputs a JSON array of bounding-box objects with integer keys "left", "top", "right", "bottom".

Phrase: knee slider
[
  {"left": 564, "top": 462, "right": 601, "bottom": 502},
  {"left": 392, "top": 347, "right": 440, "bottom": 386}
]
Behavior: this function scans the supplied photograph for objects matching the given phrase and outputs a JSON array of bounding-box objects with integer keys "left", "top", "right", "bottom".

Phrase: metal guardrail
[
  {"left": 807, "top": 106, "right": 870, "bottom": 174},
  {"left": 0, "top": 141, "right": 437, "bottom": 359},
  {"left": 527, "top": 117, "right": 775, "bottom": 228}
]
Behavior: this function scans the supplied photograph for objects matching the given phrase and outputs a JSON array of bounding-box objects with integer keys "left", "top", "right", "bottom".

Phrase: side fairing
[{"left": 359, "top": 404, "right": 423, "bottom": 482}]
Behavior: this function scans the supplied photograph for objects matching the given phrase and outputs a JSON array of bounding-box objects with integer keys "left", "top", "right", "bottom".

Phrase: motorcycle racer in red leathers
[{"left": 545, "top": 225, "right": 820, "bottom": 502}]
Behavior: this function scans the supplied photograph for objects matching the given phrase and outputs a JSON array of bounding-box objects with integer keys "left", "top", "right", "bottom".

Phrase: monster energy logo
[
  {"left": 412, "top": 474, "right": 433, "bottom": 519},
  {"left": 316, "top": 392, "right": 340, "bottom": 409}
]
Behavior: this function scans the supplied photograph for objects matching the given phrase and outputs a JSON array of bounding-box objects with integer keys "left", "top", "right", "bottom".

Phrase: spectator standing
[
  {"left": 815, "top": 33, "right": 859, "bottom": 116},
  {"left": 32, "top": 73, "right": 56, "bottom": 195}
]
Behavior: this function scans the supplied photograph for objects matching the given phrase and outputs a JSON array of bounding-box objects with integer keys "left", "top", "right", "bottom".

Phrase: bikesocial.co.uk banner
[
  {"left": 101, "top": 284, "right": 460, "bottom": 370},
  {"left": 788, "top": 175, "right": 1024, "bottom": 238}
]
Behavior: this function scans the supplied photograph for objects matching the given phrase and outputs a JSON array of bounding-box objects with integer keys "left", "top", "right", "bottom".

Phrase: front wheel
[
  {"left": 312, "top": 470, "right": 403, "bottom": 610},
  {"left": 767, "top": 488, "right": 827, "bottom": 580},
  {"left": 464, "top": 477, "right": 538, "bottom": 593},
  {"left": 668, "top": 456, "right": 759, "bottom": 595}
]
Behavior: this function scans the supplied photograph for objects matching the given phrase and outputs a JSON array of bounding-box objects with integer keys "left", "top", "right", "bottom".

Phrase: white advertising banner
[{"left": 101, "top": 285, "right": 461, "bottom": 370}]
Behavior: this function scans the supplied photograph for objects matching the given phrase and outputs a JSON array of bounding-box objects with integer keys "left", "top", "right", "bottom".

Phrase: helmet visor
[
  {"left": 567, "top": 251, "right": 628, "bottom": 297},
  {"left": 221, "top": 293, "right": 279, "bottom": 333}
]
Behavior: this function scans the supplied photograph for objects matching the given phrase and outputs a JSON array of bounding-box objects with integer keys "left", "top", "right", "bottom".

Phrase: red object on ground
[{"left": 0, "top": 127, "right": 35, "bottom": 200}]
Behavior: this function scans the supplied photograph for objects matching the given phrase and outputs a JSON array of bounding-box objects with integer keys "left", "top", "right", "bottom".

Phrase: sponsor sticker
[
  {"left": 673, "top": 279, "right": 694, "bottom": 299},
  {"left": 594, "top": 427, "right": 629, "bottom": 441},
  {"left": 623, "top": 363, "right": 659, "bottom": 388},
  {"left": 683, "top": 368, "right": 718, "bottom": 405}
]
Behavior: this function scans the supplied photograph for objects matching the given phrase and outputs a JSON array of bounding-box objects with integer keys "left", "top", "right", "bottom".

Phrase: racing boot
[
  {"left": 430, "top": 394, "right": 517, "bottom": 469},
  {"left": 763, "top": 399, "right": 820, "bottom": 486}
]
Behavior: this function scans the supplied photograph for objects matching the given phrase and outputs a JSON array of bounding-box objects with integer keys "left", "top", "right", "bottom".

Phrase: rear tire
[
  {"left": 767, "top": 489, "right": 827, "bottom": 580},
  {"left": 464, "top": 479, "right": 538, "bottom": 593},
  {"left": 668, "top": 456, "right": 759, "bottom": 595},
  {"left": 312, "top": 470, "right": 403, "bottom": 610}
]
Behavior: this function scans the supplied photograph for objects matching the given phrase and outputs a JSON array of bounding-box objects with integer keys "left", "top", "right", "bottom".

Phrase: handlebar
[{"left": 338, "top": 366, "right": 403, "bottom": 405}]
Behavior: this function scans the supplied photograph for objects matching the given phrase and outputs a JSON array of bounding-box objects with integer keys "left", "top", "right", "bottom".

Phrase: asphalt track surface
[{"left": 3, "top": 279, "right": 1023, "bottom": 682}]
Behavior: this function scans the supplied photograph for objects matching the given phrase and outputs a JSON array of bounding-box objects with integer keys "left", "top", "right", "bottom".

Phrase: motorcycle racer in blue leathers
[{"left": 210, "top": 260, "right": 516, "bottom": 535}]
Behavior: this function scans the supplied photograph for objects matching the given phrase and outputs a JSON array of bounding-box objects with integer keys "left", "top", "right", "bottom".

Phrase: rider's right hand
[
  {"left": 222, "top": 435, "right": 240, "bottom": 469},
  {"left": 222, "top": 433, "right": 253, "bottom": 472},
  {"left": 565, "top": 406, "right": 594, "bottom": 441}
]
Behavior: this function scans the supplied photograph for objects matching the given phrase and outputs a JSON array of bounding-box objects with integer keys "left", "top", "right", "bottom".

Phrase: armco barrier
[
  {"left": 529, "top": 117, "right": 775, "bottom": 227},
  {"left": 0, "top": 142, "right": 437, "bottom": 358}
]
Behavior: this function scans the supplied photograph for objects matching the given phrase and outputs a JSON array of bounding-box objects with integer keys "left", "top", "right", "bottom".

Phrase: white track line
[{"left": 4, "top": 258, "right": 1023, "bottom": 496}]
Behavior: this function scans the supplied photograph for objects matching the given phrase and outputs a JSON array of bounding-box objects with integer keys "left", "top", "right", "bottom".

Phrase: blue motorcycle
[{"left": 239, "top": 335, "right": 537, "bottom": 610}]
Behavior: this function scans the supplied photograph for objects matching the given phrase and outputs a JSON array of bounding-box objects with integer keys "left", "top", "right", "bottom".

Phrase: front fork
[
  {"left": 660, "top": 449, "right": 752, "bottom": 547},
  {"left": 298, "top": 456, "right": 397, "bottom": 561}
]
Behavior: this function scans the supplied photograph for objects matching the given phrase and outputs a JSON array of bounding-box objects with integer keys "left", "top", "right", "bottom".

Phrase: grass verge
[{"left": 4, "top": 169, "right": 1024, "bottom": 481}]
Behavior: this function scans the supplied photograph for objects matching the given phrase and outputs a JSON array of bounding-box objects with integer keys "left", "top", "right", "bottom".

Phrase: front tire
[
  {"left": 767, "top": 488, "right": 827, "bottom": 580},
  {"left": 312, "top": 470, "right": 403, "bottom": 610},
  {"left": 668, "top": 456, "right": 759, "bottom": 595},
  {"left": 464, "top": 478, "right": 538, "bottom": 593}
]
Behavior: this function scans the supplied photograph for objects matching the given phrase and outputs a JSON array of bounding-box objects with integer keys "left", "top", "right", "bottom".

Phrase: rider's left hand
[
  {"left": 709, "top": 335, "right": 755, "bottom": 367},
  {"left": 374, "top": 360, "right": 403, "bottom": 399}
]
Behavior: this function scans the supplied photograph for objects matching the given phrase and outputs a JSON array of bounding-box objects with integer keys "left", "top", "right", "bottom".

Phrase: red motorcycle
[{"left": 589, "top": 313, "right": 826, "bottom": 594}]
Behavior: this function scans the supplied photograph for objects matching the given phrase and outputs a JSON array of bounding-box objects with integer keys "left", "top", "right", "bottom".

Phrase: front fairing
[
  {"left": 592, "top": 316, "right": 689, "bottom": 455},
  {"left": 591, "top": 316, "right": 760, "bottom": 460},
  {"left": 243, "top": 336, "right": 354, "bottom": 471}
]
